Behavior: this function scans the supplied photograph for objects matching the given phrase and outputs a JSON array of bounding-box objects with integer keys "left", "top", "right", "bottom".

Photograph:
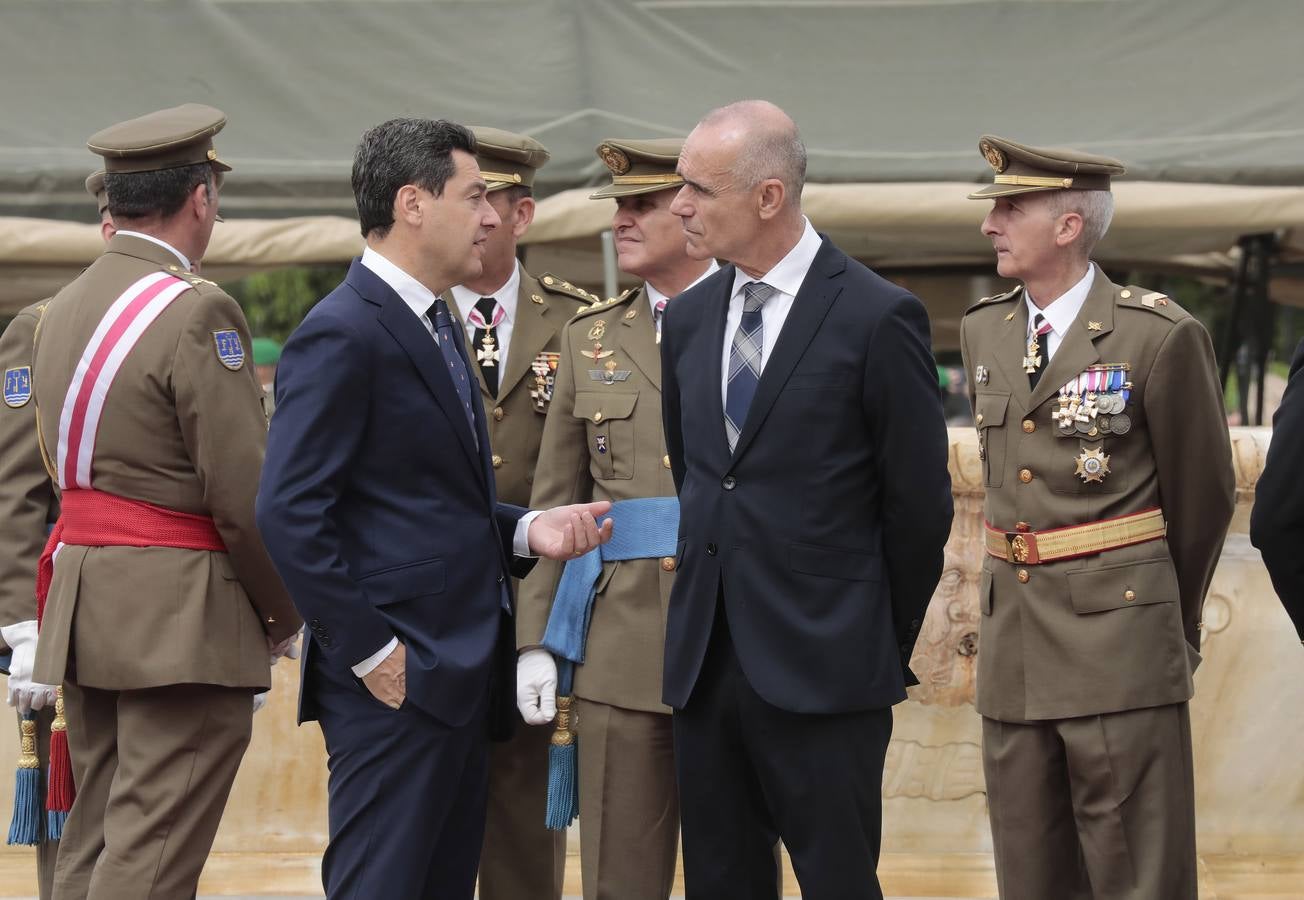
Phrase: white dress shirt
[
  {"left": 720, "top": 218, "right": 823, "bottom": 410},
  {"left": 116, "top": 230, "right": 192, "bottom": 272},
  {"left": 1024, "top": 264, "right": 1096, "bottom": 363},
  {"left": 645, "top": 260, "right": 720, "bottom": 320},
  {"left": 450, "top": 262, "right": 521, "bottom": 367},
  {"left": 355, "top": 247, "right": 538, "bottom": 676}
]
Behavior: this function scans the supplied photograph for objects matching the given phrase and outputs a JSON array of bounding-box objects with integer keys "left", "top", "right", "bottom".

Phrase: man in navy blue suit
[
  {"left": 255, "top": 118, "right": 612, "bottom": 900},
  {"left": 661, "top": 101, "right": 953, "bottom": 899}
]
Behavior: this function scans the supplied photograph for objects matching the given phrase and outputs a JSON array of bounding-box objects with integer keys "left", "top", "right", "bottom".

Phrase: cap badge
[
  {"left": 598, "top": 144, "right": 631, "bottom": 176},
  {"left": 981, "top": 141, "right": 1007, "bottom": 173}
]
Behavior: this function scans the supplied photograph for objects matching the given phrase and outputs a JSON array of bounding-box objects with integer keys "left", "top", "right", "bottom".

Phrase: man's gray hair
[
  {"left": 1047, "top": 188, "right": 1115, "bottom": 255},
  {"left": 699, "top": 100, "right": 807, "bottom": 206}
]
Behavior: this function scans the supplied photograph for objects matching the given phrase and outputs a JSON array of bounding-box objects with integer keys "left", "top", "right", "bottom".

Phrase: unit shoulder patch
[
  {"left": 538, "top": 272, "right": 600, "bottom": 305},
  {"left": 212, "top": 329, "right": 246, "bottom": 370},
  {"left": 3, "top": 366, "right": 32, "bottom": 408}
]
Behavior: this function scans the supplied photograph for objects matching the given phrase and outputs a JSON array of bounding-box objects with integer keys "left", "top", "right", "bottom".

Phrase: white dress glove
[
  {"left": 1, "top": 621, "right": 57, "bottom": 716},
  {"left": 516, "top": 648, "right": 558, "bottom": 726},
  {"left": 252, "top": 691, "right": 270, "bottom": 714}
]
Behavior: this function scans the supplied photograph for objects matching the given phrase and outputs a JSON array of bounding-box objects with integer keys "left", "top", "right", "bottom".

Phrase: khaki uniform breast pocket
[
  {"left": 974, "top": 391, "right": 1009, "bottom": 488},
  {"left": 573, "top": 390, "right": 638, "bottom": 480}
]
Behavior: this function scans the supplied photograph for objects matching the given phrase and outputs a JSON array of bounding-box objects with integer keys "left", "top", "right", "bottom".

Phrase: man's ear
[
  {"left": 512, "top": 196, "right": 536, "bottom": 237},
  {"left": 394, "top": 184, "right": 424, "bottom": 228},
  {"left": 756, "top": 178, "right": 787, "bottom": 221},
  {"left": 1054, "top": 211, "right": 1085, "bottom": 249}
]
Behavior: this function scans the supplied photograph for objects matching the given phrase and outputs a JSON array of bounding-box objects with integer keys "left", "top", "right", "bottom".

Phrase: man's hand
[
  {"left": 268, "top": 629, "right": 302, "bottom": 666},
  {"left": 516, "top": 648, "right": 558, "bottom": 725},
  {"left": 362, "top": 641, "right": 406, "bottom": 709},
  {"left": 1, "top": 621, "right": 56, "bottom": 716},
  {"left": 528, "top": 501, "right": 614, "bottom": 561}
]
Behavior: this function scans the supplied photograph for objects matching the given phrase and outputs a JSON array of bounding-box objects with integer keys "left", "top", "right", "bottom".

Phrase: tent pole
[
  {"left": 1251, "top": 234, "right": 1277, "bottom": 426},
  {"left": 1219, "top": 236, "right": 1254, "bottom": 392}
]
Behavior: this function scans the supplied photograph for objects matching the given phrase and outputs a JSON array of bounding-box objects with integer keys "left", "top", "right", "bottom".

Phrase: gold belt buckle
[{"left": 1005, "top": 531, "right": 1040, "bottom": 564}]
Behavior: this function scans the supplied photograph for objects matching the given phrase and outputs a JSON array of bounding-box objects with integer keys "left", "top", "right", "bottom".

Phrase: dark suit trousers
[
  {"left": 311, "top": 652, "right": 490, "bottom": 900},
  {"left": 673, "top": 600, "right": 892, "bottom": 900}
]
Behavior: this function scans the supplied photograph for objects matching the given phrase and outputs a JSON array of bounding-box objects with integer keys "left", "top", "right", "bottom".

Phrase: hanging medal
[{"left": 468, "top": 303, "right": 507, "bottom": 368}]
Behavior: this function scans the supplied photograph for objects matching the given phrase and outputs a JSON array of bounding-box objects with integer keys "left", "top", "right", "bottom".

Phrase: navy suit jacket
[
  {"left": 256, "top": 258, "right": 532, "bottom": 728},
  {"left": 660, "top": 237, "right": 953, "bottom": 714}
]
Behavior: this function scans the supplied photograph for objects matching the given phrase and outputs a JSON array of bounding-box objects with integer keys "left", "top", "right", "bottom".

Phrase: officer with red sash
[{"left": 30, "top": 104, "right": 301, "bottom": 900}]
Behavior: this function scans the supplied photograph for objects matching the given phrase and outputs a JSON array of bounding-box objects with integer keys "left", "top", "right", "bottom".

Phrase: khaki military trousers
[
  {"left": 52, "top": 680, "right": 253, "bottom": 900},
  {"left": 982, "top": 703, "right": 1196, "bottom": 900},
  {"left": 575, "top": 698, "right": 679, "bottom": 900},
  {"left": 10, "top": 706, "right": 59, "bottom": 900},
  {"left": 478, "top": 718, "right": 566, "bottom": 900}
]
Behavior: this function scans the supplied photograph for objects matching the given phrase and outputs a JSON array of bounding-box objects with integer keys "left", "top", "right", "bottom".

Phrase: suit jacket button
[
  {"left": 722, "top": 475, "right": 736, "bottom": 490},
  {"left": 491, "top": 454, "right": 503, "bottom": 469},
  {"left": 493, "top": 406, "right": 505, "bottom": 422},
  {"left": 661, "top": 557, "right": 676, "bottom": 572},
  {"left": 706, "top": 543, "right": 717, "bottom": 556}
]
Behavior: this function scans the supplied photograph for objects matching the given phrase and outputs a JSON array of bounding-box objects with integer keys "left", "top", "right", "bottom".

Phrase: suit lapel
[
  {"left": 442, "top": 302, "right": 493, "bottom": 400},
  {"left": 705, "top": 266, "right": 735, "bottom": 460},
  {"left": 357, "top": 262, "right": 485, "bottom": 482},
  {"left": 619, "top": 289, "right": 661, "bottom": 392},
  {"left": 730, "top": 242, "right": 842, "bottom": 462},
  {"left": 1027, "top": 267, "right": 1114, "bottom": 410}
]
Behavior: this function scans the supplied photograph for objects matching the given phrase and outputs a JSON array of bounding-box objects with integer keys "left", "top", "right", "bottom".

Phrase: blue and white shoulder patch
[
  {"left": 3, "top": 366, "right": 31, "bottom": 408},
  {"left": 212, "top": 330, "right": 245, "bottom": 371}
]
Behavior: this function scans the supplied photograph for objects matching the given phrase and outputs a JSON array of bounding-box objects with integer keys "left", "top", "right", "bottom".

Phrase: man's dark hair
[
  {"left": 104, "top": 162, "right": 214, "bottom": 221},
  {"left": 352, "top": 118, "right": 477, "bottom": 239}
]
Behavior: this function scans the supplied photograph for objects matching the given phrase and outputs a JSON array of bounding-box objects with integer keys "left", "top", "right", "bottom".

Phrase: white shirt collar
[
  {"left": 1025, "top": 264, "right": 1096, "bottom": 337},
  {"left": 360, "top": 245, "right": 439, "bottom": 321},
  {"left": 729, "top": 218, "right": 822, "bottom": 300},
  {"left": 646, "top": 259, "right": 720, "bottom": 316},
  {"left": 450, "top": 261, "right": 521, "bottom": 323},
  {"left": 116, "top": 230, "right": 191, "bottom": 272}
]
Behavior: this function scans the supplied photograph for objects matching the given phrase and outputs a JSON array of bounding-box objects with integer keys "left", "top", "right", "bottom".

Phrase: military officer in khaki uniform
[
  {"left": 447, "top": 126, "right": 592, "bottom": 900},
  {"left": 516, "top": 139, "right": 717, "bottom": 900},
  {"left": 31, "top": 104, "right": 301, "bottom": 900},
  {"left": 0, "top": 171, "right": 113, "bottom": 900},
  {"left": 960, "top": 135, "right": 1235, "bottom": 900}
]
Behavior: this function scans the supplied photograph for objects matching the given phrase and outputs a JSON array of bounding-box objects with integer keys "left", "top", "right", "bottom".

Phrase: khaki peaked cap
[
  {"left": 589, "top": 138, "right": 684, "bottom": 200},
  {"left": 87, "top": 103, "right": 231, "bottom": 175},
  {"left": 470, "top": 126, "right": 549, "bottom": 192},
  {"left": 969, "top": 134, "right": 1125, "bottom": 199}
]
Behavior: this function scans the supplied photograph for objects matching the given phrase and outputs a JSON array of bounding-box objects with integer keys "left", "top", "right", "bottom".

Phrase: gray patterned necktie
[{"left": 724, "top": 281, "right": 775, "bottom": 452}]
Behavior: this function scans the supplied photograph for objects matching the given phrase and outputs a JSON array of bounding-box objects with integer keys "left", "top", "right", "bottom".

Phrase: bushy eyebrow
[{"left": 679, "top": 172, "right": 715, "bottom": 197}]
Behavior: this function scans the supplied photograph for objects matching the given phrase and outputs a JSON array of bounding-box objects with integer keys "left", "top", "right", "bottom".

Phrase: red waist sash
[{"left": 36, "top": 489, "right": 226, "bottom": 625}]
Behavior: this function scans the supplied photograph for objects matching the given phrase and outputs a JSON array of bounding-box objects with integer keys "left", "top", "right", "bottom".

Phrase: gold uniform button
[
  {"left": 1124, "top": 590, "right": 1136, "bottom": 602},
  {"left": 1022, "top": 419, "right": 1035, "bottom": 433},
  {"left": 1019, "top": 468, "right": 1033, "bottom": 484},
  {"left": 661, "top": 557, "right": 676, "bottom": 572},
  {"left": 1017, "top": 569, "right": 1030, "bottom": 584},
  {"left": 662, "top": 455, "right": 671, "bottom": 469},
  {"left": 492, "top": 406, "right": 504, "bottom": 421},
  {"left": 491, "top": 454, "right": 503, "bottom": 469},
  {"left": 975, "top": 413, "right": 984, "bottom": 425},
  {"left": 593, "top": 411, "right": 603, "bottom": 423}
]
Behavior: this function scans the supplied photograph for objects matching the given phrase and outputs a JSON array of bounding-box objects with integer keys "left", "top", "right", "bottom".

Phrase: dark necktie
[
  {"left": 431, "top": 296, "right": 478, "bottom": 436},
  {"left": 724, "top": 282, "right": 774, "bottom": 452},
  {"left": 1026, "top": 313, "right": 1053, "bottom": 390},
  {"left": 471, "top": 296, "right": 501, "bottom": 397}
]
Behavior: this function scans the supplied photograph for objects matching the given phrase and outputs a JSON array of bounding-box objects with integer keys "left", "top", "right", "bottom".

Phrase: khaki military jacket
[
  {"left": 31, "top": 234, "right": 300, "bottom": 691},
  {"left": 519, "top": 287, "right": 676, "bottom": 714},
  {"left": 449, "top": 269, "right": 592, "bottom": 507},
  {"left": 0, "top": 303, "right": 58, "bottom": 648},
  {"left": 960, "top": 266, "right": 1234, "bottom": 722}
]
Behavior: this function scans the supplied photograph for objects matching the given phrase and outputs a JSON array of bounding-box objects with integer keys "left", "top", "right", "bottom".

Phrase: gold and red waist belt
[
  {"left": 983, "top": 508, "right": 1166, "bottom": 565},
  {"left": 36, "top": 489, "right": 226, "bottom": 623}
]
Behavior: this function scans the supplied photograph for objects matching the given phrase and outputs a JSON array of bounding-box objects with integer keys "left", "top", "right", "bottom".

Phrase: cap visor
[
  {"left": 967, "top": 182, "right": 1060, "bottom": 200},
  {"left": 211, "top": 157, "right": 232, "bottom": 173},
  {"left": 588, "top": 181, "right": 682, "bottom": 200}
]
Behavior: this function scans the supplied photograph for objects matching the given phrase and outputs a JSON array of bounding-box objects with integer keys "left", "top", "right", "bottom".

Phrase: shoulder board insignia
[
  {"left": 3, "top": 366, "right": 32, "bottom": 408},
  {"left": 539, "top": 273, "right": 598, "bottom": 304},
  {"left": 964, "top": 285, "right": 1021, "bottom": 317},
  {"left": 212, "top": 329, "right": 246, "bottom": 371}
]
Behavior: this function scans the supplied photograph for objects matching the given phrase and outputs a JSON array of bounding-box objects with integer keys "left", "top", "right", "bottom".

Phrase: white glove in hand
[
  {"left": 268, "top": 629, "right": 302, "bottom": 666},
  {"left": 252, "top": 691, "right": 270, "bottom": 714},
  {"left": 1, "top": 621, "right": 57, "bottom": 716},
  {"left": 516, "top": 648, "right": 558, "bottom": 726}
]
